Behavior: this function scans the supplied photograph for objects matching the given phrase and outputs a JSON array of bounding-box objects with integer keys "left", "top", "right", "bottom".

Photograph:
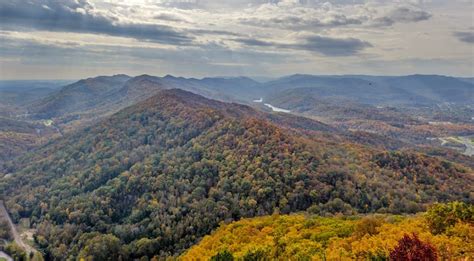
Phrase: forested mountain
[
  {"left": 1, "top": 89, "right": 472, "bottom": 259},
  {"left": 28, "top": 75, "right": 131, "bottom": 119},
  {"left": 20, "top": 74, "right": 473, "bottom": 149}
]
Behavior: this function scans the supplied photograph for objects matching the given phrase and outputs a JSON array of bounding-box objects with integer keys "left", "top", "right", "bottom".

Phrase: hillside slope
[
  {"left": 0, "top": 117, "right": 58, "bottom": 162},
  {"left": 1, "top": 89, "right": 472, "bottom": 259},
  {"left": 28, "top": 75, "right": 131, "bottom": 119}
]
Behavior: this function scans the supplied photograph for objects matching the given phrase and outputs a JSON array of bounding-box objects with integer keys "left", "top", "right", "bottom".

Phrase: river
[
  {"left": 252, "top": 98, "right": 291, "bottom": 113},
  {"left": 264, "top": 103, "right": 291, "bottom": 113}
]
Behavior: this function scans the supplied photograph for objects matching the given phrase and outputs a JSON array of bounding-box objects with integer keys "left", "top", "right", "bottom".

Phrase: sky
[{"left": 0, "top": 0, "right": 473, "bottom": 79}]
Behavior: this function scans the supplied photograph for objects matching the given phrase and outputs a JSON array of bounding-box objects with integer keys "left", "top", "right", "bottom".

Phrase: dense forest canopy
[
  {"left": 0, "top": 89, "right": 472, "bottom": 259},
  {"left": 183, "top": 202, "right": 474, "bottom": 260}
]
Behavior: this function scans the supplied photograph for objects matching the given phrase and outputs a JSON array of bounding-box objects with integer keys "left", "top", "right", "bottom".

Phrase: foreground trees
[
  {"left": 183, "top": 202, "right": 473, "bottom": 260},
  {"left": 425, "top": 201, "right": 474, "bottom": 234}
]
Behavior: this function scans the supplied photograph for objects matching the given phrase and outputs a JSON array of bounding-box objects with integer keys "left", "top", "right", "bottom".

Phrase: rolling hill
[{"left": 1, "top": 89, "right": 472, "bottom": 259}]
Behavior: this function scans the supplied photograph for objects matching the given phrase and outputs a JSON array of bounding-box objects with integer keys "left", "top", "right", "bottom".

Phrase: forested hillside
[
  {"left": 28, "top": 75, "right": 131, "bottom": 119},
  {"left": 12, "top": 74, "right": 472, "bottom": 164},
  {"left": 0, "top": 89, "right": 472, "bottom": 259},
  {"left": 0, "top": 117, "right": 58, "bottom": 162}
]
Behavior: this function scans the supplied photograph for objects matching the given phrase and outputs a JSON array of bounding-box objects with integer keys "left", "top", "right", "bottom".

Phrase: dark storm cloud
[
  {"left": 234, "top": 35, "right": 372, "bottom": 56},
  {"left": 373, "top": 7, "right": 431, "bottom": 26},
  {"left": 454, "top": 31, "right": 474, "bottom": 44},
  {"left": 0, "top": 0, "right": 193, "bottom": 45}
]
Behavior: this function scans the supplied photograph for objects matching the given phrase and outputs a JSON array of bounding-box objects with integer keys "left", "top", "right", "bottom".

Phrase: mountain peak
[{"left": 163, "top": 74, "right": 177, "bottom": 79}]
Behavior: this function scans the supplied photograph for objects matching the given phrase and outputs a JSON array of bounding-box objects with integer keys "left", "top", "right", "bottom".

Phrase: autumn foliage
[
  {"left": 1, "top": 90, "right": 472, "bottom": 260},
  {"left": 182, "top": 203, "right": 474, "bottom": 260},
  {"left": 389, "top": 233, "right": 437, "bottom": 261}
]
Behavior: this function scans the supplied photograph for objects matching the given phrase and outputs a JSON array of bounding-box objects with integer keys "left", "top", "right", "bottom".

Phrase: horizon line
[{"left": 1, "top": 73, "right": 473, "bottom": 82}]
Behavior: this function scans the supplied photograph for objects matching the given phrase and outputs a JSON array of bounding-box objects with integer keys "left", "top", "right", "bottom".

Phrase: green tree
[
  {"left": 210, "top": 250, "right": 234, "bottom": 261},
  {"left": 425, "top": 201, "right": 474, "bottom": 234},
  {"left": 243, "top": 248, "right": 270, "bottom": 261},
  {"left": 4, "top": 242, "right": 27, "bottom": 261},
  {"left": 78, "top": 234, "right": 123, "bottom": 261}
]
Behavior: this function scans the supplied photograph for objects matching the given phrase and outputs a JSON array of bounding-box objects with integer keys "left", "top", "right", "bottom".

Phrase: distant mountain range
[
  {"left": 24, "top": 74, "right": 473, "bottom": 121},
  {"left": 0, "top": 80, "right": 71, "bottom": 107},
  {"left": 26, "top": 74, "right": 262, "bottom": 119},
  {"left": 263, "top": 74, "right": 474, "bottom": 106}
]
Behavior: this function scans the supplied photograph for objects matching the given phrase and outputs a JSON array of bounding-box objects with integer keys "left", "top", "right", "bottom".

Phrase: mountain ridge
[{"left": 27, "top": 73, "right": 474, "bottom": 121}]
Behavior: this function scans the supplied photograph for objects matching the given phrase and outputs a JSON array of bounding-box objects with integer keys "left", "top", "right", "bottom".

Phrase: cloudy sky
[{"left": 0, "top": 0, "right": 473, "bottom": 79}]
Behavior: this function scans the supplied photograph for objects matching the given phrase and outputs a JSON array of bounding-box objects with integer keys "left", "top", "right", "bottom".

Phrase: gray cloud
[
  {"left": 188, "top": 29, "right": 243, "bottom": 37},
  {"left": 373, "top": 7, "right": 431, "bottom": 26},
  {"left": 296, "top": 35, "right": 372, "bottom": 56},
  {"left": 157, "top": 0, "right": 276, "bottom": 10},
  {"left": 0, "top": 0, "right": 193, "bottom": 45},
  {"left": 239, "top": 6, "right": 431, "bottom": 30},
  {"left": 0, "top": 0, "right": 472, "bottom": 79},
  {"left": 240, "top": 14, "right": 363, "bottom": 30},
  {"left": 454, "top": 31, "right": 474, "bottom": 44},
  {"left": 154, "top": 13, "right": 189, "bottom": 23},
  {"left": 234, "top": 35, "right": 372, "bottom": 56},
  {"left": 0, "top": 35, "right": 285, "bottom": 66},
  {"left": 234, "top": 38, "right": 275, "bottom": 47},
  {"left": 0, "top": 35, "right": 290, "bottom": 78}
]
